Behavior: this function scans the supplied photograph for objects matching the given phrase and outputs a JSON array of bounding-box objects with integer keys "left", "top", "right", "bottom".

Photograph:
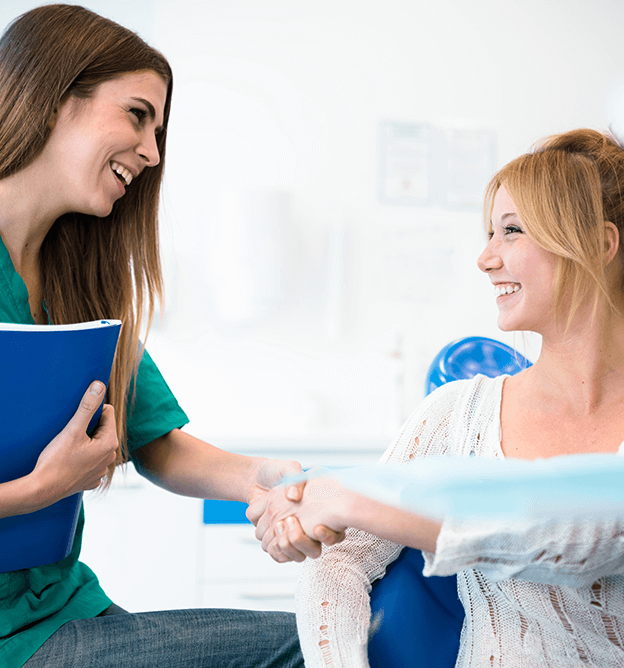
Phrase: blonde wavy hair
[
  {"left": 0, "top": 5, "right": 173, "bottom": 481},
  {"left": 484, "top": 129, "right": 624, "bottom": 329}
]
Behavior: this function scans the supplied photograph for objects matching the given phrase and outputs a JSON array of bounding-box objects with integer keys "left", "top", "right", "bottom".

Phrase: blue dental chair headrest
[{"left": 425, "top": 336, "right": 531, "bottom": 396}]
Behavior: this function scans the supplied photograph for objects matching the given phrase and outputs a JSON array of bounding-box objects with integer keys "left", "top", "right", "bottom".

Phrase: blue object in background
[
  {"left": 425, "top": 335, "right": 531, "bottom": 396},
  {"left": 369, "top": 336, "right": 530, "bottom": 668},
  {"left": 202, "top": 469, "right": 313, "bottom": 524},
  {"left": 202, "top": 499, "right": 250, "bottom": 524},
  {"left": 369, "top": 549, "right": 464, "bottom": 668}
]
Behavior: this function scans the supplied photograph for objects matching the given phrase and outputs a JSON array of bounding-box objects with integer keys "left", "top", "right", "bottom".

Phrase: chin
[
  {"left": 98, "top": 205, "right": 115, "bottom": 218},
  {"left": 84, "top": 199, "right": 116, "bottom": 218},
  {"left": 497, "top": 316, "right": 520, "bottom": 332}
]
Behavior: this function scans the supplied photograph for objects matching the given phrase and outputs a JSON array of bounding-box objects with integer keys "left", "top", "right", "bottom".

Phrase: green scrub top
[{"left": 0, "top": 236, "right": 190, "bottom": 667}]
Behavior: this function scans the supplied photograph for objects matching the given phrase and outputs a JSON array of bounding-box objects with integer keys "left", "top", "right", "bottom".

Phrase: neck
[
  {"left": 0, "top": 164, "right": 67, "bottom": 273},
  {"left": 525, "top": 307, "right": 624, "bottom": 414}
]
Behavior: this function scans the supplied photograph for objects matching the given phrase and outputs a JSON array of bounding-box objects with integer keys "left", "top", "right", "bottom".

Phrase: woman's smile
[
  {"left": 477, "top": 186, "right": 559, "bottom": 335},
  {"left": 110, "top": 161, "right": 135, "bottom": 188},
  {"left": 494, "top": 283, "right": 522, "bottom": 299},
  {"left": 36, "top": 70, "right": 167, "bottom": 218}
]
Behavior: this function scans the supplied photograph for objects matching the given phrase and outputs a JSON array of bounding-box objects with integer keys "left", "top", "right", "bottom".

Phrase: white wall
[
  {"left": 4, "top": 0, "right": 624, "bottom": 444},
  {"left": 147, "top": 0, "right": 624, "bottom": 444}
]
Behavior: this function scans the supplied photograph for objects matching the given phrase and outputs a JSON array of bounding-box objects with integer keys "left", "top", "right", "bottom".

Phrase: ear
[
  {"left": 47, "top": 92, "right": 74, "bottom": 133},
  {"left": 47, "top": 105, "right": 60, "bottom": 133},
  {"left": 604, "top": 221, "right": 620, "bottom": 265}
]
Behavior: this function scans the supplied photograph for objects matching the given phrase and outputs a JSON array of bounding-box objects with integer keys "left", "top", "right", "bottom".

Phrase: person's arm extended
[
  {"left": 131, "top": 428, "right": 327, "bottom": 558},
  {"left": 270, "top": 474, "right": 624, "bottom": 589},
  {"left": 132, "top": 428, "right": 270, "bottom": 502},
  {"left": 256, "top": 475, "right": 441, "bottom": 556},
  {"left": 342, "top": 492, "right": 441, "bottom": 553}
]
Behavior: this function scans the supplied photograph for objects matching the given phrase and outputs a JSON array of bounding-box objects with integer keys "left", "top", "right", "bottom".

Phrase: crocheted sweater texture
[{"left": 296, "top": 374, "right": 624, "bottom": 667}]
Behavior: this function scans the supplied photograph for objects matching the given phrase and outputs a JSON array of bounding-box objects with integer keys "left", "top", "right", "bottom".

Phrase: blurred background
[{"left": 4, "top": 0, "right": 624, "bottom": 611}]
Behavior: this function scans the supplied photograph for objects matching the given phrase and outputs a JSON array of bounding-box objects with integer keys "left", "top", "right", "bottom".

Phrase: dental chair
[{"left": 368, "top": 336, "right": 531, "bottom": 668}]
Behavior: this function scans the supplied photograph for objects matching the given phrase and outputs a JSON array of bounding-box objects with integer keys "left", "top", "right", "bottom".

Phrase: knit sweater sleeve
[
  {"left": 424, "top": 504, "right": 624, "bottom": 587},
  {"left": 417, "top": 385, "right": 624, "bottom": 587},
  {"left": 295, "top": 380, "right": 473, "bottom": 668}
]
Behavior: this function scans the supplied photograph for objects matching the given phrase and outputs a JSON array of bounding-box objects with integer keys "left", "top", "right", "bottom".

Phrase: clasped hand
[
  {"left": 247, "top": 471, "right": 347, "bottom": 563},
  {"left": 32, "top": 381, "right": 118, "bottom": 508}
]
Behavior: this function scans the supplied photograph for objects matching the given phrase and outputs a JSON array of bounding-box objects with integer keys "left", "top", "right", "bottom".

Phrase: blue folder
[{"left": 0, "top": 319, "right": 121, "bottom": 572}]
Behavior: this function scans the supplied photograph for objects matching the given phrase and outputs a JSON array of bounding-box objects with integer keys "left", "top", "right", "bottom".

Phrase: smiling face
[
  {"left": 39, "top": 70, "right": 167, "bottom": 218},
  {"left": 477, "top": 185, "right": 562, "bottom": 335}
]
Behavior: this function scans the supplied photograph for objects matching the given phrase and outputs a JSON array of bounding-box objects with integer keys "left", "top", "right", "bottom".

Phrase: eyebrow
[
  {"left": 490, "top": 212, "right": 519, "bottom": 225},
  {"left": 130, "top": 97, "right": 164, "bottom": 134},
  {"left": 488, "top": 211, "right": 520, "bottom": 229}
]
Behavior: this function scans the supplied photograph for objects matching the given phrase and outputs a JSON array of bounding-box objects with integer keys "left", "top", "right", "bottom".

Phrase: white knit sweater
[{"left": 295, "top": 374, "right": 624, "bottom": 667}]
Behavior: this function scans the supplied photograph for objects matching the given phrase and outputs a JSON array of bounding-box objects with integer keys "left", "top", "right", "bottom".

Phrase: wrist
[
  {"left": 25, "top": 470, "right": 58, "bottom": 513},
  {"left": 306, "top": 478, "right": 356, "bottom": 533},
  {"left": 243, "top": 456, "right": 269, "bottom": 504},
  {"left": 0, "top": 472, "right": 53, "bottom": 518},
  {"left": 332, "top": 486, "right": 359, "bottom": 532}
]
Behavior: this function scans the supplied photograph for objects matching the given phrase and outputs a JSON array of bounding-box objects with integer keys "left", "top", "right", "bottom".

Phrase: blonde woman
[
  {"left": 0, "top": 4, "right": 313, "bottom": 667},
  {"left": 256, "top": 129, "right": 624, "bottom": 667}
]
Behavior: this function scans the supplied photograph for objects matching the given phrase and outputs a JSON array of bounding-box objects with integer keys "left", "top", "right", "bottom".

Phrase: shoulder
[
  {"left": 382, "top": 375, "right": 505, "bottom": 462},
  {"left": 412, "top": 374, "right": 505, "bottom": 444},
  {"left": 424, "top": 373, "right": 504, "bottom": 411}
]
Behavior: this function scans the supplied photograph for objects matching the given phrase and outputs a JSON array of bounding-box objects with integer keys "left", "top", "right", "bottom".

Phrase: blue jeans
[{"left": 24, "top": 605, "right": 303, "bottom": 668}]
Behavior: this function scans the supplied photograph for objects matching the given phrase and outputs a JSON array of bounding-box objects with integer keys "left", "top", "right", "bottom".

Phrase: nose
[
  {"left": 477, "top": 237, "right": 503, "bottom": 274},
  {"left": 136, "top": 131, "right": 160, "bottom": 167}
]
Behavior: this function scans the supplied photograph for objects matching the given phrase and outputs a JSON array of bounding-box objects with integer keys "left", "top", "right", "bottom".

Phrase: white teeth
[
  {"left": 110, "top": 161, "right": 133, "bottom": 186},
  {"left": 494, "top": 284, "right": 520, "bottom": 297}
]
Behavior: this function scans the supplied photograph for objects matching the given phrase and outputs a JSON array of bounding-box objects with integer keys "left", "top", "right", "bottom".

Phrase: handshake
[{"left": 245, "top": 459, "right": 350, "bottom": 563}]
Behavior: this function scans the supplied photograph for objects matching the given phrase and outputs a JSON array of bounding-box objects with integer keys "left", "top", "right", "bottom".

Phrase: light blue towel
[{"left": 286, "top": 454, "right": 624, "bottom": 521}]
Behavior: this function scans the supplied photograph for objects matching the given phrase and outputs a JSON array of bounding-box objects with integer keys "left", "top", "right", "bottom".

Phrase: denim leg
[{"left": 24, "top": 608, "right": 303, "bottom": 668}]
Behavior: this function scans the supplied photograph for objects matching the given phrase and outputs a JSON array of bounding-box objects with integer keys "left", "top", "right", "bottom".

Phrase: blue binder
[{"left": 0, "top": 319, "right": 121, "bottom": 572}]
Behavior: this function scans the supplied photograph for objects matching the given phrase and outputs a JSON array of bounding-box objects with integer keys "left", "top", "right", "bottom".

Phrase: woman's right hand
[{"left": 30, "top": 381, "right": 118, "bottom": 507}]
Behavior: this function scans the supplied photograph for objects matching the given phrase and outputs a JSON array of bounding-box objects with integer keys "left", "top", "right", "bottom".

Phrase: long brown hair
[
  {"left": 484, "top": 129, "right": 624, "bottom": 329},
  {"left": 0, "top": 5, "right": 173, "bottom": 479}
]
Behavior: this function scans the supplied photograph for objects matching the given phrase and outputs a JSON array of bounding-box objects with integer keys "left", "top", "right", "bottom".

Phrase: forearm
[
  {"left": 132, "top": 428, "right": 265, "bottom": 502},
  {"left": 0, "top": 473, "right": 49, "bottom": 518},
  {"left": 296, "top": 527, "right": 404, "bottom": 668},
  {"left": 331, "top": 489, "right": 624, "bottom": 586},
  {"left": 281, "top": 478, "right": 442, "bottom": 555},
  {"left": 339, "top": 490, "right": 441, "bottom": 554},
  {"left": 297, "top": 552, "right": 371, "bottom": 668}
]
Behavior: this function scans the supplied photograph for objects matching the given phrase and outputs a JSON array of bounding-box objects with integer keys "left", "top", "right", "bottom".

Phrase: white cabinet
[
  {"left": 81, "top": 469, "right": 201, "bottom": 612},
  {"left": 198, "top": 524, "right": 303, "bottom": 612}
]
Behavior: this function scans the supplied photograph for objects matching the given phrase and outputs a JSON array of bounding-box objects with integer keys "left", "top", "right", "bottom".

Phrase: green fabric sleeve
[{"left": 126, "top": 348, "right": 189, "bottom": 454}]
